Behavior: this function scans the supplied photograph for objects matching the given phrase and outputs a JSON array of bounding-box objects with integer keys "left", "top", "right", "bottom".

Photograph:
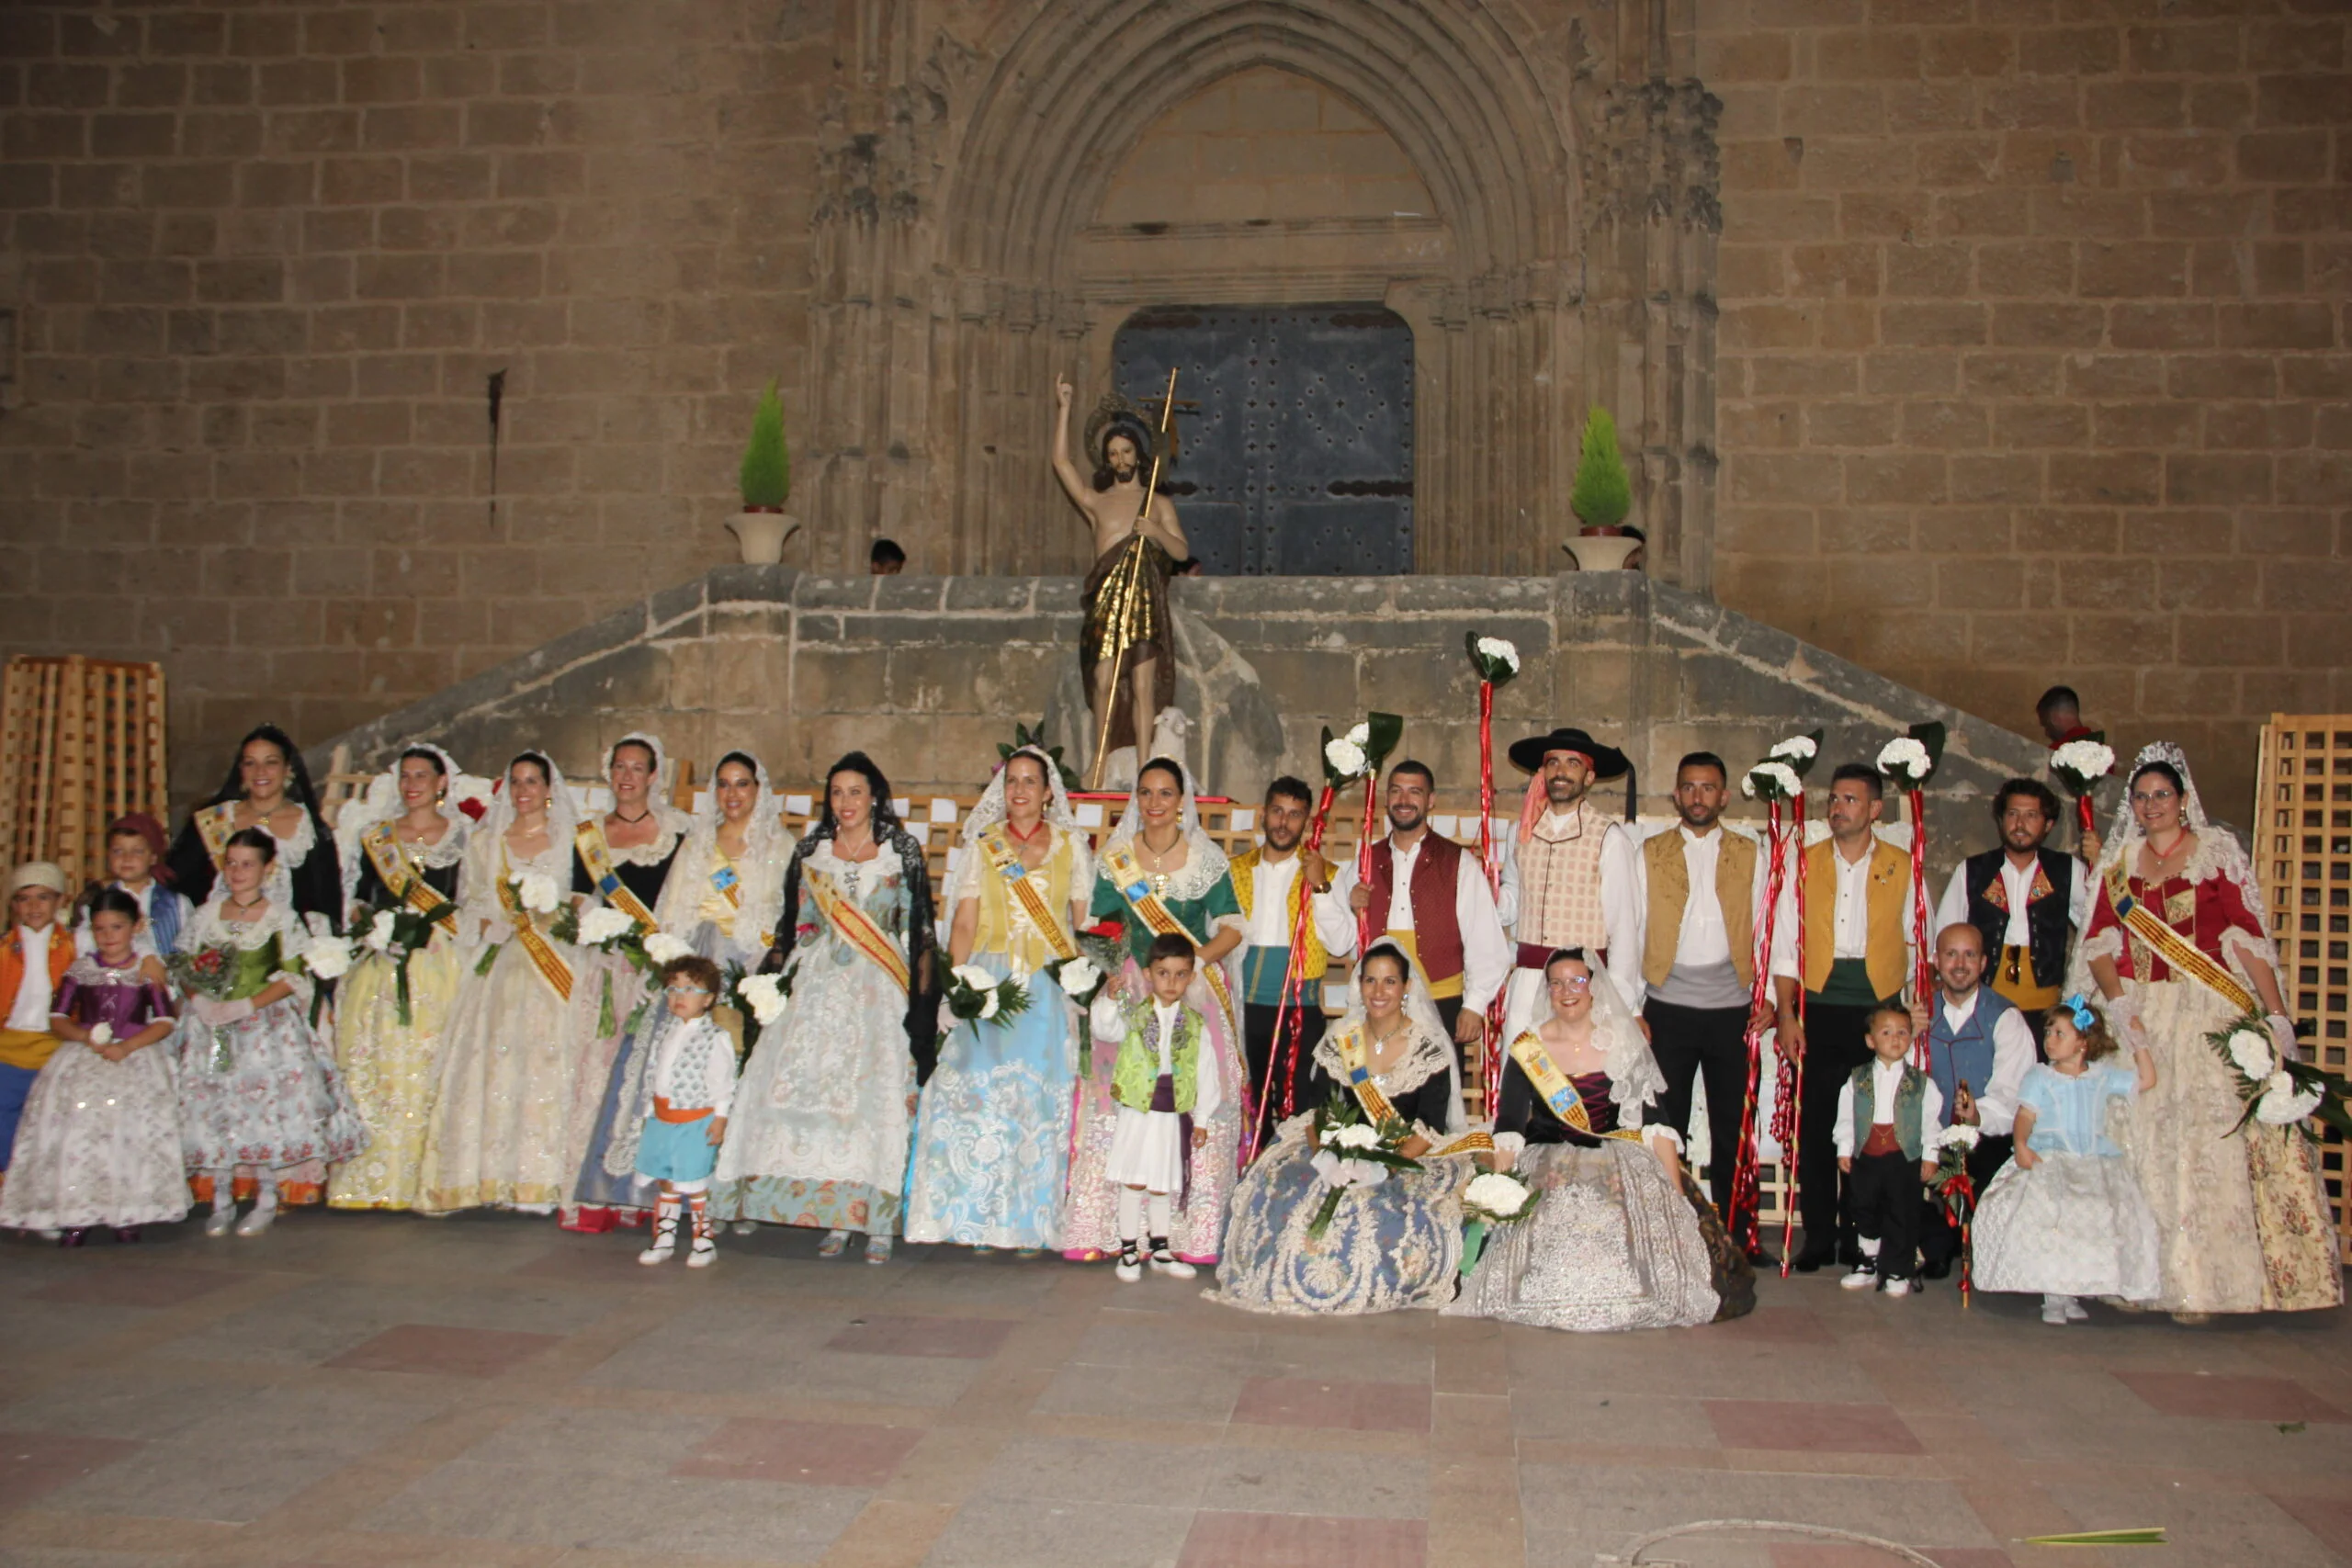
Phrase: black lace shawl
[{"left": 164, "top": 723, "right": 343, "bottom": 933}]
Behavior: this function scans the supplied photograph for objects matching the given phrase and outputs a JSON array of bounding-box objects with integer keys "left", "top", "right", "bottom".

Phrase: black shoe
[
  {"left": 1920, "top": 1256, "right": 1952, "bottom": 1280},
  {"left": 58, "top": 1228, "right": 88, "bottom": 1248},
  {"left": 1792, "top": 1249, "right": 1833, "bottom": 1273},
  {"left": 1743, "top": 1245, "right": 1776, "bottom": 1267}
]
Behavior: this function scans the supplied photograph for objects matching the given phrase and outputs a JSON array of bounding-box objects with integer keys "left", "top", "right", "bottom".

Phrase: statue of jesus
[{"left": 1054, "top": 375, "right": 1190, "bottom": 779}]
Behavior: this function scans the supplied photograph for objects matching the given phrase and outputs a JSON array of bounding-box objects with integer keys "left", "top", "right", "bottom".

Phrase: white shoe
[
  {"left": 234, "top": 1205, "right": 276, "bottom": 1237},
  {"left": 686, "top": 1234, "right": 717, "bottom": 1269},
  {"left": 639, "top": 1206, "right": 680, "bottom": 1265},
  {"left": 1881, "top": 1277, "right": 1912, "bottom": 1299},
  {"left": 2041, "top": 1300, "right": 2072, "bottom": 1325},
  {"left": 638, "top": 1237, "right": 675, "bottom": 1265},
  {"left": 1838, "top": 1265, "right": 1877, "bottom": 1292},
  {"left": 730, "top": 1220, "right": 757, "bottom": 1235},
  {"left": 1114, "top": 1247, "right": 1143, "bottom": 1283},
  {"left": 205, "top": 1204, "right": 238, "bottom": 1238},
  {"left": 1148, "top": 1250, "right": 1196, "bottom": 1280},
  {"left": 2064, "top": 1298, "right": 2088, "bottom": 1321}
]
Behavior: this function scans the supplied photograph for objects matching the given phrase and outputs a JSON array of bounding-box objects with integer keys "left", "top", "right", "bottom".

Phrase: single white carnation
[
  {"left": 1346, "top": 721, "right": 1371, "bottom": 747},
  {"left": 1058, "top": 956, "right": 1102, "bottom": 997},
  {"left": 87, "top": 1022, "right": 115, "bottom": 1046},
  {"left": 978, "top": 988, "right": 1001, "bottom": 1021},
  {"left": 1464, "top": 1171, "right": 1532, "bottom": 1214},
  {"left": 301, "top": 936, "right": 353, "bottom": 981},
  {"left": 367, "top": 908, "right": 401, "bottom": 953},
  {"left": 2224, "top": 1027, "right": 2274, "bottom": 1083},
  {"left": 951, "top": 963, "right": 996, "bottom": 993},
  {"left": 2051, "top": 739, "right": 2116, "bottom": 779},
  {"left": 578, "top": 906, "right": 635, "bottom": 948},
  {"left": 2255, "top": 1072, "right": 2324, "bottom": 1126},
  {"left": 513, "top": 873, "right": 560, "bottom": 914},
  {"left": 1473, "top": 637, "right": 1520, "bottom": 672},
  {"left": 1769, "top": 735, "right": 1817, "bottom": 761},
  {"left": 1325, "top": 737, "right": 1367, "bottom": 778},
  {"left": 738, "top": 973, "right": 786, "bottom": 1026},
  {"left": 1877, "top": 737, "right": 1931, "bottom": 779},
  {"left": 1328, "top": 1122, "right": 1382, "bottom": 1151},
  {"left": 641, "top": 932, "right": 689, "bottom": 966}
]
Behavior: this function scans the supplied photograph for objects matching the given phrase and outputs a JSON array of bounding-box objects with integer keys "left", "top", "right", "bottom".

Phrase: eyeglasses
[
  {"left": 664, "top": 986, "right": 710, "bottom": 997},
  {"left": 1546, "top": 974, "right": 1593, "bottom": 991},
  {"left": 2129, "top": 789, "right": 2177, "bottom": 806}
]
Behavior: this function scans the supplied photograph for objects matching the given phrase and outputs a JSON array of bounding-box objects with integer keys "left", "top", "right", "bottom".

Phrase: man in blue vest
[{"left": 1908, "top": 920, "right": 2036, "bottom": 1280}]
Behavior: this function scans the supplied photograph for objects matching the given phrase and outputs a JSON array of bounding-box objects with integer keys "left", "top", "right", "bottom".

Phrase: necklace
[
  {"left": 612, "top": 807, "right": 652, "bottom": 826},
  {"left": 226, "top": 893, "right": 266, "bottom": 913},
  {"left": 1005, "top": 818, "right": 1046, "bottom": 844}
]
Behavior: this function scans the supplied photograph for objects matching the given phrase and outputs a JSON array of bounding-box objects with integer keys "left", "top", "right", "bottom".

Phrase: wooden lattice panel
[
  {"left": 2255, "top": 716, "right": 2352, "bottom": 1266},
  {"left": 0, "top": 656, "right": 169, "bottom": 889}
]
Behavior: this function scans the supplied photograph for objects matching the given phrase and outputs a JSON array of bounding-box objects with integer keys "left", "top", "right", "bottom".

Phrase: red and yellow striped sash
[
  {"left": 2107, "top": 866, "right": 2257, "bottom": 1013},
  {"left": 1101, "top": 841, "right": 1236, "bottom": 1025},
  {"left": 575, "top": 819, "right": 659, "bottom": 932},
  {"left": 362, "top": 823, "right": 458, "bottom": 938},
  {"left": 497, "top": 850, "right": 573, "bottom": 1003},
  {"left": 802, "top": 867, "right": 910, "bottom": 994},
  {"left": 978, "top": 827, "right": 1079, "bottom": 963}
]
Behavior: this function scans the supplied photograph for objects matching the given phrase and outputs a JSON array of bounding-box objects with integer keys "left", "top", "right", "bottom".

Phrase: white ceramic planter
[
  {"left": 727, "top": 510, "right": 798, "bottom": 564},
  {"left": 1565, "top": 532, "right": 1641, "bottom": 571}
]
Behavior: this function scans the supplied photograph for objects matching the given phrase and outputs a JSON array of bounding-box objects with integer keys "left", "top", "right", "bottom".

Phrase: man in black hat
[{"left": 1497, "top": 728, "right": 1645, "bottom": 1043}]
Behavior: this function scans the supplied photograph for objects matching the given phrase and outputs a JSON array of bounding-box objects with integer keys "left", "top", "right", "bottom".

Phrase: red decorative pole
[
  {"left": 1908, "top": 784, "right": 1932, "bottom": 1068},
  {"left": 1254, "top": 782, "right": 1340, "bottom": 1164},
  {"left": 1770, "top": 790, "right": 1810, "bottom": 1277},
  {"left": 1727, "top": 795, "right": 1787, "bottom": 1258}
]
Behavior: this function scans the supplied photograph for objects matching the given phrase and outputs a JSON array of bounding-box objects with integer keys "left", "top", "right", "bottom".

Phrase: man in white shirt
[
  {"left": 1494, "top": 727, "right": 1644, "bottom": 1046},
  {"left": 1907, "top": 920, "right": 2036, "bottom": 1280},
  {"left": 1634, "top": 752, "right": 1770, "bottom": 1218},
  {"left": 1933, "top": 777, "right": 2090, "bottom": 1047},
  {"left": 1769, "top": 763, "right": 1917, "bottom": 1271},
  {"left": 1229, "top": 776, "right": 1357, "bottom": 1139},
  {"left": 1334, "top": 761, "right": 1509, "bottom": 1056}
]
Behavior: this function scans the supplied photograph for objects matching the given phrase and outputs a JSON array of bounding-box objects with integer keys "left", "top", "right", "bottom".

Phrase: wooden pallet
[
  {"left": 2253, "top": 716, "right": 2352, "bottom": 1267},
  {"left": 0, "top": 656, "right": 169, "bottom": 889}
]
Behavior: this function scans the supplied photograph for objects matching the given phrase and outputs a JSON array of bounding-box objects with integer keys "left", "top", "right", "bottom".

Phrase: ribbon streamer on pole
[
  {"left": 1086, "top": 367, "right": 1180, "bottom": 793},
  {"left": 1908, "top": 784, "right": 1933, "bottom": 1067},
  {"left": 1769, "top": 790, "right": 1809, "bottom": 1277},
  {"left": 1727, "top": 796, "right": 1789, "bottom": 1258}
]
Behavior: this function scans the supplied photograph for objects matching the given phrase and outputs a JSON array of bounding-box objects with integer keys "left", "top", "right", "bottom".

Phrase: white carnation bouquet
[
  {"left": 2204, "top": 1013, "right": 2348, "bottom": 1141},
  {"left": 1740, "top": 729, "right": 1822, "bottom": 803},
  {"left": 1462, "top": 1169, "right": 1538, "bottom": 1226},
  {"left": 944, "top": 962, "right": 1031, "bottom": 1030},
  {"left": 1304, "top": 1088, "right": 1422, "bottom": 1239}
]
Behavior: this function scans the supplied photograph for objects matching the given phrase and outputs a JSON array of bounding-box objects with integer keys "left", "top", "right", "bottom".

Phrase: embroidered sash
[
  {"left": 1101, "top": 841, "right": 1237, "bottom": 1024},
  {"left": 803, "top": 867, "right": 910, "bottom": 993},
  {"left": 194, "top": 802, "right": 239, "bottom": 871},
  {"left": 978, "top": 827, "right": 1079, "bottom": 963},
  {"left": 497, "top": 851, "right": 573, "bottom": 1002},
  {"left": 575, "top": 819, "right": 659, "bottom": 932},
  {"left": 362, "top": 823, "right": 458, "bottom": 938},
  {"left": 1507, "top": 1030, "right": 1643, "bottom": 1144},
  {"left": 1332, "top": 1024, "right": 1493, "bottom": 1157},
  {"left": 2106, "top": 866, "right": 2257, "bottom": 1013}
]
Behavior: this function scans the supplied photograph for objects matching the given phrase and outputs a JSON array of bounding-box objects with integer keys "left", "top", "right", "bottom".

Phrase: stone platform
[
  {"left": 4, "top": 1212, "right": 2348, "bottom": 1568},
  {"left": 320, "top": 569, "right": 2058, "bottom": 877}
]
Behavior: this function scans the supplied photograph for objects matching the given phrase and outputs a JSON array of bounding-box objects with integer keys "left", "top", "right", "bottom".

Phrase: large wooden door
[{"left": 1113, "top": 304, "right": 1413, "bottom": 576}]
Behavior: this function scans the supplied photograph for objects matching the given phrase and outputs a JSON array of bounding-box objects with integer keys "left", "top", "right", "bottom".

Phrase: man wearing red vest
[
  {"left": 0, "top": 862, "right": 76, "bottom": 1178},
  {"left": 1334, "top": 761, "right": 1509, "bottom": 1055}
]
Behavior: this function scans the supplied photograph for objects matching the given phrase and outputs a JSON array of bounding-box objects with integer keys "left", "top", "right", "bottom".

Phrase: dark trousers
[
  {"left": 1847, "top": 1147, "right": 1924, "bottom": 1280},
  {"left": 1243, "top": 1000, "right": 1328, "bottom": 1140},
  {"left": 1796, "top": 998, "right": 1881, "bottom": 1262},
  {"left": 1919, "top": 1132, "right": 2013, "bottom": 1269},
  {"left": 1647, "top": 998, "right": 1750, "bottom": 1213},
  {"left": 1434, "top": 997, "right": 1464, "bottom": 1066}
]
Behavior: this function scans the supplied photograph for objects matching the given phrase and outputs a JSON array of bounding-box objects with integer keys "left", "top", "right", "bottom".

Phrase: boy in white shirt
[
  {"left": 635, "top": 954, "right": 737, "bottom": 1269},
  {"left": 1833, "top": 1005, "right": 1944, "bottom": 1298},
  {"left": 1103, "top": 932, "right": 1218, "bottom": 1282}
]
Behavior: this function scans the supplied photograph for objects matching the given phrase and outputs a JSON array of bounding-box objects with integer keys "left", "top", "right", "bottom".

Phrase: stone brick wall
[
  {"left": 0, "top": 1, "right": 825, "bottom": 797},
  {"left": 1702, "top": 0, "right": 2351, "bottom": 818}
]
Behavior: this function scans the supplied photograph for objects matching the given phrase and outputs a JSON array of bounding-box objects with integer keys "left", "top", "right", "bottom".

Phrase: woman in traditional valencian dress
[
  {"left": 2071, "top": 743, "right": 2343, "bottom": 1319},
  {"left": 415, "top": 752, "right": 584, "bottom": 1214},
  {"left": 1448, "top": 948, "right": 1753, "bottom": 1332},
  {"left": 166, "top": 724, "right": 344, "bottom": 937},
  {"left": 326, "top": 746, "right": 476, "bottom": 1212},
  {"left": 177, "top": 829, "right": 369, "bottom": 1237},
  {"left": 904, "top": 747, "right": 1091, "bottom": 1252},
  {"left": 560, "top": 733, "right": 693, "bottom": 1233},
  {"left": 1213, "top": 941, "right": 1480, "bottom": 1315},
  {"left": 1064, "top": 757, "right": 1247, "bottom": 1265},
  {"left": 718, "top": 752, "right": 940, "bottom": 1262},
  {"left": 575, "top": 749, "right": 785, "bottom": 1231}
]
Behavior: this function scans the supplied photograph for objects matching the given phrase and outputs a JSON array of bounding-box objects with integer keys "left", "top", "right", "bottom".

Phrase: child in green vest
[
  {"left": 1105, "top": 931, "right": 1220, "bottom": 1282},
  {"left": 1832, "top": 1004, "right": 1944, "bottom": 1297}
]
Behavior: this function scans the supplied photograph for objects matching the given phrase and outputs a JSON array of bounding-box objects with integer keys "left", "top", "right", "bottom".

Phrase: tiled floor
[{"left": 2, "top": 1211, "right": 2347, "bottom": 1567}]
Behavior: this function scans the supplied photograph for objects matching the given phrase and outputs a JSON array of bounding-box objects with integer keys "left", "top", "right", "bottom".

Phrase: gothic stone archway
[{"left": 798, "top": 0, "right": 1720, "bottom": 587}]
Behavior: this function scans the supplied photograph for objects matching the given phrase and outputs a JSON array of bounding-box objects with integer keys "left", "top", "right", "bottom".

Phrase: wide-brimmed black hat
[{"left": 1509, "top": 727, "right": 1631, "bottom": 779}]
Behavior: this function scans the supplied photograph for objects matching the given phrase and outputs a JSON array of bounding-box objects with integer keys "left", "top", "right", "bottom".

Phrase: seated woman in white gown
[{"left": 1448, "top": 948, "right": 1754, "bottom": 1332}]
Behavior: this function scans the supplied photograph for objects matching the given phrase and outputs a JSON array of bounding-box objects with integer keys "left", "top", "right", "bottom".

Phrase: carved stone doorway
[{"left": 1113, "top": 303, "right": 1414, "bottom": 576}]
